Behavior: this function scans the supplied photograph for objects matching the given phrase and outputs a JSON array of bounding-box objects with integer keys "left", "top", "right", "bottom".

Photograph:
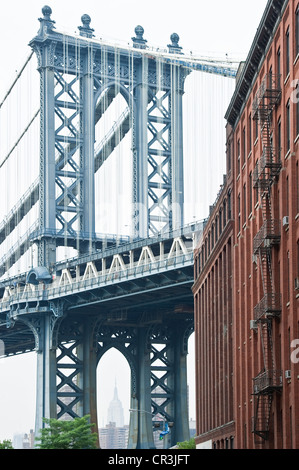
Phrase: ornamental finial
[
  {"left": 168, "top": 33, "right": 183, "bottom": 54},
  {"left": 78, "top": 14, "right": 95, "bottom": 38},
  {"left": 132, "top": 25, "right": 147, "bottom": 49},
  {"left": 38, "top": 5, "right": 56, "bottom": 36}
]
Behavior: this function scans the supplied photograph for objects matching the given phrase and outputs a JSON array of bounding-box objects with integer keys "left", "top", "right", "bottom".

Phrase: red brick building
[{"left": 193, "top": 0, "right": 299, "bottom": 449}]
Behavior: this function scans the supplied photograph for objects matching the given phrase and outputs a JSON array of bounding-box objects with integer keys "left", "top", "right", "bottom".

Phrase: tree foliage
[
  {"left": 176, "top": 437, "right": 196, "bottom": 449},
  {"left": 0, "top": 440, "right": 13, "bottom": 449},
  {"left": 35, "top": 415, "right": 98, "bottom": 449}
]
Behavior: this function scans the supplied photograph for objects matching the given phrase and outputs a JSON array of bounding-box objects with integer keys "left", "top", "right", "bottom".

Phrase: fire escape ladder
[
  {"left": 258, "top": 248, "right": 272, "bottom": 298},
  {"left": 251, "top": 73, "right": 282, "bottom": 442},
  {"left": 252, "top": 393, "right": 273, "bottom": 443}
]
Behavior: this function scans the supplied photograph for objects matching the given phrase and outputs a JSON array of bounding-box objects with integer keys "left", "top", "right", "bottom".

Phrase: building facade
[
  {"left": 193, "top": 175, "right": 235, "bottom": 449},
  {"left": 193, "top": 0, "right": 299, "bottom": 449}
]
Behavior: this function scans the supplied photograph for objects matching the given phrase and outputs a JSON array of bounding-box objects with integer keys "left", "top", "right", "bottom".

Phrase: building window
[
  {"left": 243, "top": 183, "right": 247, "bottom": 222},
  {"left": 227, "top": 191, "right": 231, "bottom": 220},
  {"left": 296, "top": 93, "right": 299, "bottom": 137},
  {"left": 287, "top": 250, "right": 290, "bottom": 301},
  {"left": 249, "top": 172, "right": 253, "bottom": 214},
  {"left": 223, "top": 199, "right": 227, "bottom": 227},
  {"left": 243, "top": 126, "right": 246, "bottom": 164},
  {"left": 249, "top": 114, "right": 252, "bottom": 153},
  {"left": 254, "top": 163, "right": 259, "bottom": 205},
  {"left": 277, "top": 46, "right": 281, "bottom": 88},
  {"left": 237, "top": 138, "right": 240, "bottom": 175},
  {"left": 227, "top": 140, "right": 231, "bottom": 172},
  {"left": 296, "top": 5, "right": 299, "bottom": 57},
  {"left": 219, "top": 208, "right": 222, "bottom": 236},
  {"left": 286, "top": 175, "right": 289, "bottom": 217},
  {"left": 277, "top": 117, "right": 282, "bottom": 161},
  {"left": 269, "top": 65, "right": 273, "bottom": 90},
  {"left": 255, "top": 118, "right": 258, "bottom": 142},
  {"left": 238, "top": 193, "right": 241, "bottom": 233},
  {"left": 286, "top": 99, "right": 291, "bottom": 152},
  {"left": 297, "top": 162, "right": 299, "bottom": 214},
  {"left": 286, "top": 26, "right": 290, "bottom": 77}
]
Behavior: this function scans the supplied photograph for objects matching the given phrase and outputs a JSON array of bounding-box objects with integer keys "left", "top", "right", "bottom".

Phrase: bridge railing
[{"left": 0, "top": 249, "right": 194, "bottom": 310}]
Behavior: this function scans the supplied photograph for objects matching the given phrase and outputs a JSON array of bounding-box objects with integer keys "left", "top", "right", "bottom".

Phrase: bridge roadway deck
[{"left": 0, "top": 222, "right": 203, "bottom": 356}]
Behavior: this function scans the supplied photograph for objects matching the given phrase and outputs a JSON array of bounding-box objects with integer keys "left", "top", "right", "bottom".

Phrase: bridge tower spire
[{"left": 30, "top": 7, "right": 189, "bottom": 266}]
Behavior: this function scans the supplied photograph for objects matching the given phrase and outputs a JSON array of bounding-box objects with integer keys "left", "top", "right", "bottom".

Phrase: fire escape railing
[
  {"left": 254, "top": 293, "right": 282, "bottom": 321},
  {"left": 253, "top": 219, "right": 281, "bottom": 254},
  {"left": 253, "top": 370, "right": 283, "bottom": 395}
]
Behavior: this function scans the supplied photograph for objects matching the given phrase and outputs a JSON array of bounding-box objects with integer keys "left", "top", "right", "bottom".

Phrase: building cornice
[{"left": 225, "top": 0, "right": 287, "bottom": 128}]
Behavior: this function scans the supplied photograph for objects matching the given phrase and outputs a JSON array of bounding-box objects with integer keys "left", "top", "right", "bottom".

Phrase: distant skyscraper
[
  {"left": 107, "top": 380, "right": 124, "bottom": 427},
  {"left": 99, "top": 422, "right": 129, "bottom": 449}
]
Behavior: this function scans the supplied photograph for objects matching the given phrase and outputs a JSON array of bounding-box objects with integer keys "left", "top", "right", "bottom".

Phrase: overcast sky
[{"left": 0, "top": 0, "right": 268, "bottom": 444}]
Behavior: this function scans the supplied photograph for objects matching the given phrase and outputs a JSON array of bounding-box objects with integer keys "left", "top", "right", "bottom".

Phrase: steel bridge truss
[{"left": 27, "top": 8, "right": 190, "bottom": 269}]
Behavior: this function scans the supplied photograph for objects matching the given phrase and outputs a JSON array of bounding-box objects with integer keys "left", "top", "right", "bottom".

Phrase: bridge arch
[
  {"left": 94, "top": 80, "right": 134, "bottom": 112},
  {"left": 96, "top": 346, "right": 132, "bottom": 444},
  {"left": 94, "top": 80, "right": 134, "bottom": 236},
  {"left": 96, "top": 326, "right": 138, "bottom": 401}
]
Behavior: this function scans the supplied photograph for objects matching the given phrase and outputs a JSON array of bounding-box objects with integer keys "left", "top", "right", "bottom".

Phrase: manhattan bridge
[{"left": 0, "top": 6, "right": 237, "bottom": 448}]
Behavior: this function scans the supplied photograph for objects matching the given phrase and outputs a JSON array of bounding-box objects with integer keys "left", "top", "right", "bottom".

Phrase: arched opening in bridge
[
  {"left": 96, "top": 347, "right": 131, "bottom": 448},
  {"left": 94, "top": 81, "right": 133, "bottom": 238}
]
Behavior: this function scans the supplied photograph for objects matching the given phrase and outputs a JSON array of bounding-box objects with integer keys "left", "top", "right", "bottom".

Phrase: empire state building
[{"left": 107, "top": 381, "right": 124, "bottom": 427}]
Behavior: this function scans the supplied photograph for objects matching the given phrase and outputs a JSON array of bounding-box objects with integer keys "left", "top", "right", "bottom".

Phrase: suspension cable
[
  {"left": 0, "top": 109, "right": 40, "bottom": 169},
  {"left": 0, "top": 51, "right": 34, "bottom": 110}
]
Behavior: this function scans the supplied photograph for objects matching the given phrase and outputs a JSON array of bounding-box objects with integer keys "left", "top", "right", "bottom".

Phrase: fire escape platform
[
  {"left": 253, "top": 370, "right": 283, "bottom": 395},
  {"left": 253, "top": 219, "right": 281, "bottom": 255}
]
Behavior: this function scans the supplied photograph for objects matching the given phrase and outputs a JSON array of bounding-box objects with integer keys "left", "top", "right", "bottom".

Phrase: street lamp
[
  {"left": 129, "top": 408, "right": 152, "bottom": 414},
  {"left": 129, "top": 409, "right": 171, "bottom": 441}
]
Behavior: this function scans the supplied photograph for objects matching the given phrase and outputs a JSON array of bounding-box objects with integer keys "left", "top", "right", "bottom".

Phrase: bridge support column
[
  {"left": 171, "top": 67, "right": 185, "bottom": 231},
  {"left": 80, "top": 46, "right": 96, "bottom": 254},
  {"left": 172, "top": 328, "right": 190, "bottom": 444},
  {"left": 30, "top": 23, "right": 57, "bottom": 268},
  {"left": 133, "top": 59, "right": 149, "bottom": 239},
  {"left": 35, "top": 314, "right": 57, "bottom": 438},
  {"left": 128, "top": 327, "right": 155, "bottom": 449},
  {"left": 76, "top": 320, "right": 98, "bottom": 435}
]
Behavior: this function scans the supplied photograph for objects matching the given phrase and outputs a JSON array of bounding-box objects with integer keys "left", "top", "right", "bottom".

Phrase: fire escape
[{"left": 252, "top": 73, "right": 282, "bottom": 442}]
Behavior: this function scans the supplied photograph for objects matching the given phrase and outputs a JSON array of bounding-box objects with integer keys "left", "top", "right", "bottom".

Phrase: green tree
[
  {"left": 35, "top": 415, "right": 98, "bottom": 449},
  {"left": 0, "top": 440, "right": 13, "bottom": 449},
  {"left": 176, "top": 437, "right": 196, "bottom": 449}
]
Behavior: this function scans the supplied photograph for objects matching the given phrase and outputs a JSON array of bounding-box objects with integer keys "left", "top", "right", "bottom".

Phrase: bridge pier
[
  {"left": 75, "top": 320, "right": 98, "bottom": 432},
  {"left": 33, "top": 312, "right": 99, "bottom": 442},
  {"left": 34, "top": 313, "right": 58, "bottom": 438},
  {"left": 172, "top": 325, "right": 191, "bottom": 443}
]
